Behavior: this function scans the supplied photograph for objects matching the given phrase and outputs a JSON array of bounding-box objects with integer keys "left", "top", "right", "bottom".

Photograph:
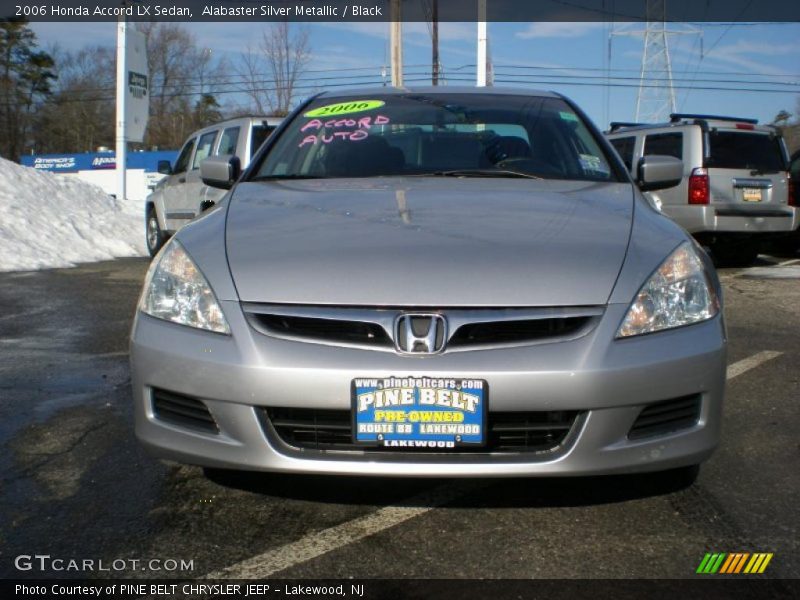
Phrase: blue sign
[
  {"left": 352, "top": 376, "right": 487, "bottom": 449},
  {"left": 20, "top": 150, "right": 177, "bottom": 173}
]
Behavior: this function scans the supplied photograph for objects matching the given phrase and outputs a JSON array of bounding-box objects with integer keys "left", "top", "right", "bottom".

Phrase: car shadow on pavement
[{"left": 203, "top": 466, "right": 698, "bottom": 508}]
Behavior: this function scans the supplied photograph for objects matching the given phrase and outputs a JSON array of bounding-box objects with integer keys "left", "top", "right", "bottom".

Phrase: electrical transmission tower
[
  {"left": 637, "top": 0, "right": 675, "bottom": 122},
  {"left": 610, "top": 0, "right": 701, "bottom": 122}
]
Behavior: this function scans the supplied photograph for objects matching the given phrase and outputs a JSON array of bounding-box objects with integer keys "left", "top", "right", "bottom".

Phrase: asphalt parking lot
[{"left": 0, "top": 255, "right": 798, "bottom": 581}]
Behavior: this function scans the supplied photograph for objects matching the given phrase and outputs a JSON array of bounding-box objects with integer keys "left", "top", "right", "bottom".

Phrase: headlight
[
  {"left": 617, "top": 242, "right": 719, "bottom": 338},
  {"left": 140, "top": 240, "right": 230, "bottom": 334}
]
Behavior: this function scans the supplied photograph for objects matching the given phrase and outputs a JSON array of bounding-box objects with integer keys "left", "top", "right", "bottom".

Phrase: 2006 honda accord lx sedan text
[{"left": 130, "top": 87, "right": 726, "bottom": 481}]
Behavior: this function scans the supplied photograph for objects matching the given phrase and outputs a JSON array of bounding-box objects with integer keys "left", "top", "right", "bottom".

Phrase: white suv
[
  {"left": 607, "top": 113, "right": 798, "bottom": 265},
  {"left": 145, "top": 116, "right": 282, "bottom": 256}
]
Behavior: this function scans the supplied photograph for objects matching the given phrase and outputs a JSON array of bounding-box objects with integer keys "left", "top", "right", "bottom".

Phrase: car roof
[
  {"left": 315, "top": 86, "right": 560, "bottom": 99},
  {"left": 607, "top": 114, "right": 777, "bottom": 136},
  {"left": 190, "top": 116, "right": 283, "bottom": 138}
]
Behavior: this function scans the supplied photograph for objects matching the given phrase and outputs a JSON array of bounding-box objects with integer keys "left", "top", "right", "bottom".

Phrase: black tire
[
  {"left": 146, "top": 206, "right": 167, "bottom": 257},
  {"left": 712, "top": 241, "right": 759, "bottom": 267}
]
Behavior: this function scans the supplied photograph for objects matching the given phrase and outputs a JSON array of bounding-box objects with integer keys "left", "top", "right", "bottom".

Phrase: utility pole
[
  {"left": 431, "top": 0, "right": 439, "bottom": 85},
  {"left": 390, "top": 0, "right": 403, "bottom": 87},
  {"left": 115, "top": 15, "right": 127, "bottom": 201},
  {"left": 476, "top": 0, "right": 487, "bottom": 86}
]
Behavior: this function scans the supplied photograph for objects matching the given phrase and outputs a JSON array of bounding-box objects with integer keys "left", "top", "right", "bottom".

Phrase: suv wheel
[
  {"left": 712, "top": 241, "right": 758, "bottom": 267},
  {"left": 146, "top": 207, "right": 167, "bottom": 257}
]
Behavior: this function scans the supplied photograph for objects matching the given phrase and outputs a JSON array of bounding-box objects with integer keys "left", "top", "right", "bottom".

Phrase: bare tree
[
  {"left": 137, "top": 23, "right": 229, "bottom": 148},
  {"left": 34, "top": 45, "right": 115, "bottom": 154},
  {"left": 237, "top": 46, "right": 267, "bottom": 114},
  {"left": 236, "top": 22, "right": 311, "bottom": 117}
]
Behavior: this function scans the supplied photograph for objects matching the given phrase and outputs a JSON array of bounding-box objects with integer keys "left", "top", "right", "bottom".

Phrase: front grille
[
  {"left": 264, "top": 407, "right": 581, "bottom": 454},
  {"left": 250, "top": 314, "right": 392, "bottom": 348},
  {"left": 243, "top": 304, "right": 602, "bottom": 351},
  {"left": 628, "top": 394, "right": 702, "bottom": 440},
  {"left": 449, "top": 317, "right": 591, "bottom": 347},
  {"left": 152, "top": 388, "right": 218, "bottom": 434}
]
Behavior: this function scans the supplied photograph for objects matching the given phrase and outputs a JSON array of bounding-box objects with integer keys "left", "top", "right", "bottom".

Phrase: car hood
[{"left": 225, "top": 177, "right": 633, "bottom": 307}]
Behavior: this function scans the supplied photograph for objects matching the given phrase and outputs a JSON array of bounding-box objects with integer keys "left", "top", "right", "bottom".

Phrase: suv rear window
[{"left": 706, "top": 131, "right": 786, "bottom": 172}]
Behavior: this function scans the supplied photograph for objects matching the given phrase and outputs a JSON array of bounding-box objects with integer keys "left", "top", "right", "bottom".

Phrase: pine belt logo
[
  {"left": 696, "top": 552, "right": 773, "bottom": 574},
  {"left": 128, "top": 71, "right": 148, "bottom": 99}
]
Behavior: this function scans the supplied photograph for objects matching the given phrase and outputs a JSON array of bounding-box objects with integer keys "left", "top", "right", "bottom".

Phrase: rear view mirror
[
  {"left": 157, "top": 160, "right": 172, "bottom": 175},
  {"left": 201, "top": 155, "right": 241, "bottom": 190},
  {"left": 637, "top": 155, "right": 683, "bottom": 192}
]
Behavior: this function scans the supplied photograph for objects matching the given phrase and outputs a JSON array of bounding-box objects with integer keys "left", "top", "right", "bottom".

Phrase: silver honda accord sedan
[{"left": 130, "top": 87, "right": 726, "bottom": 480}]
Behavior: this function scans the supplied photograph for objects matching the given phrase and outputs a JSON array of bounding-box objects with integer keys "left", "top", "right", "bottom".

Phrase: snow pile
[{"left": 0, "top": 157, "right": 147, "bottom": 272}]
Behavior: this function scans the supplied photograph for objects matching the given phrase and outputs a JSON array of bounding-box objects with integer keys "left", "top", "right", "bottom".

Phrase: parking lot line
[
  {"left": 726, "top": 351, "right": 783, "bottom": 380},
  {"left": 205, "top": 480, "right": 485, "bottom": 579},
  {"left": 207, "top": 350, "right": 781, "bottom": 579}
]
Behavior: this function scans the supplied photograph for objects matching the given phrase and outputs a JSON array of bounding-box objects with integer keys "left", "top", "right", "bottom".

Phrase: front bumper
[
  {"left": 664, "top": 204, "right": 799, "bottom": 235},
  {"left": 130, "top": 302, "right": 727, "bottom": 477}
]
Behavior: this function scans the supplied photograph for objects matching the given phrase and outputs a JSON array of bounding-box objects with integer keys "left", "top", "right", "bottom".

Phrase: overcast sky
[{"left": 31, "top": 21, "right": 800, "bottom": 131}]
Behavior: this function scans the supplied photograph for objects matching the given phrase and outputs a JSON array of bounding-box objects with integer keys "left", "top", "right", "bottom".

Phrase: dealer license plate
[
  {"left": 352, "top": 376, "right": 487, "bottom": 449},
  {"left": 742, "top": 188, "right": 762, "bottom": 202}
]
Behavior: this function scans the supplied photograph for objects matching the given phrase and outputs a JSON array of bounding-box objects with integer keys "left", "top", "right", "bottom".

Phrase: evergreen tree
[{"left": 0, "top": 19, "right": 56, "bottom": 160}]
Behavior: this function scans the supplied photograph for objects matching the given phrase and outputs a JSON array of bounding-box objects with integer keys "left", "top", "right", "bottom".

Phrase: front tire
[{"left": 146, "top": 206, "right": 167, "bottom": 257}]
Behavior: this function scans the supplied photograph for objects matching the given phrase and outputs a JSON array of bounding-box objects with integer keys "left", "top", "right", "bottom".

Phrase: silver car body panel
[
  {"left": 131, "top": 182, "right": 726, "bottom": 476},
  {"left": 130, "top": 298, "right": 725, "bottom": 476},
  {"left": 131, "top": 88, "right": 727, "bottom": 477},
  {"left": 226, "top": 179, "right": 634, "bottom": 307}
]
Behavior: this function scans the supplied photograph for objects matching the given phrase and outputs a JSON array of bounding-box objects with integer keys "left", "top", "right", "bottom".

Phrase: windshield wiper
[{"left": 412, "top": 169, "right": 543, "bottom": 180}]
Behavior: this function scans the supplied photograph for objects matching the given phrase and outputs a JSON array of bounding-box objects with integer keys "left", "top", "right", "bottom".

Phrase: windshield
[
  {"left": 252, "top": 93, "right": 621, "bottom": 182},
  {"left": 706, "top": 131, "right": 787, "bottom": 172}
]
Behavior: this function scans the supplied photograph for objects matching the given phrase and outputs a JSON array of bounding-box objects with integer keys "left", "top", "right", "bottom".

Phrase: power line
[
  {"left": 21, "top": 72, "right": 799, "bottom": 110},
  {"left": 50, "top": 62, "right": 800, "bottom": 98}
]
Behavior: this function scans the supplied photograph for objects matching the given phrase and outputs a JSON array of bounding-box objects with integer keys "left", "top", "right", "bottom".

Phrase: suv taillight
[
  {"left": 688, "top": 168, "right": 709, "bottom": 205},
  {"left": 789, "top": 173, "right": 796, "bottom": 206}
]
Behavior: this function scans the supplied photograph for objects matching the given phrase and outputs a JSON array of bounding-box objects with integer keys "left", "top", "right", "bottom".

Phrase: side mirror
[
  {"left": 201, "top": 155, "right": 241, "bottom": 190},
  {"left": 157, "top": 160, "right": 172, "bottom": 175},
  {"left": 637, "top": 155, "right": 683, "bottom": 192}
]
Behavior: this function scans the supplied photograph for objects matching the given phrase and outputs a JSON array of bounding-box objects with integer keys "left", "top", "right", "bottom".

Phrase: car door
[
  {"left": 182, "top": 129, "right": 219, "bottom": 217},
  {"left": 162, "top": 137, "right": 196, "bottom": 232}
]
